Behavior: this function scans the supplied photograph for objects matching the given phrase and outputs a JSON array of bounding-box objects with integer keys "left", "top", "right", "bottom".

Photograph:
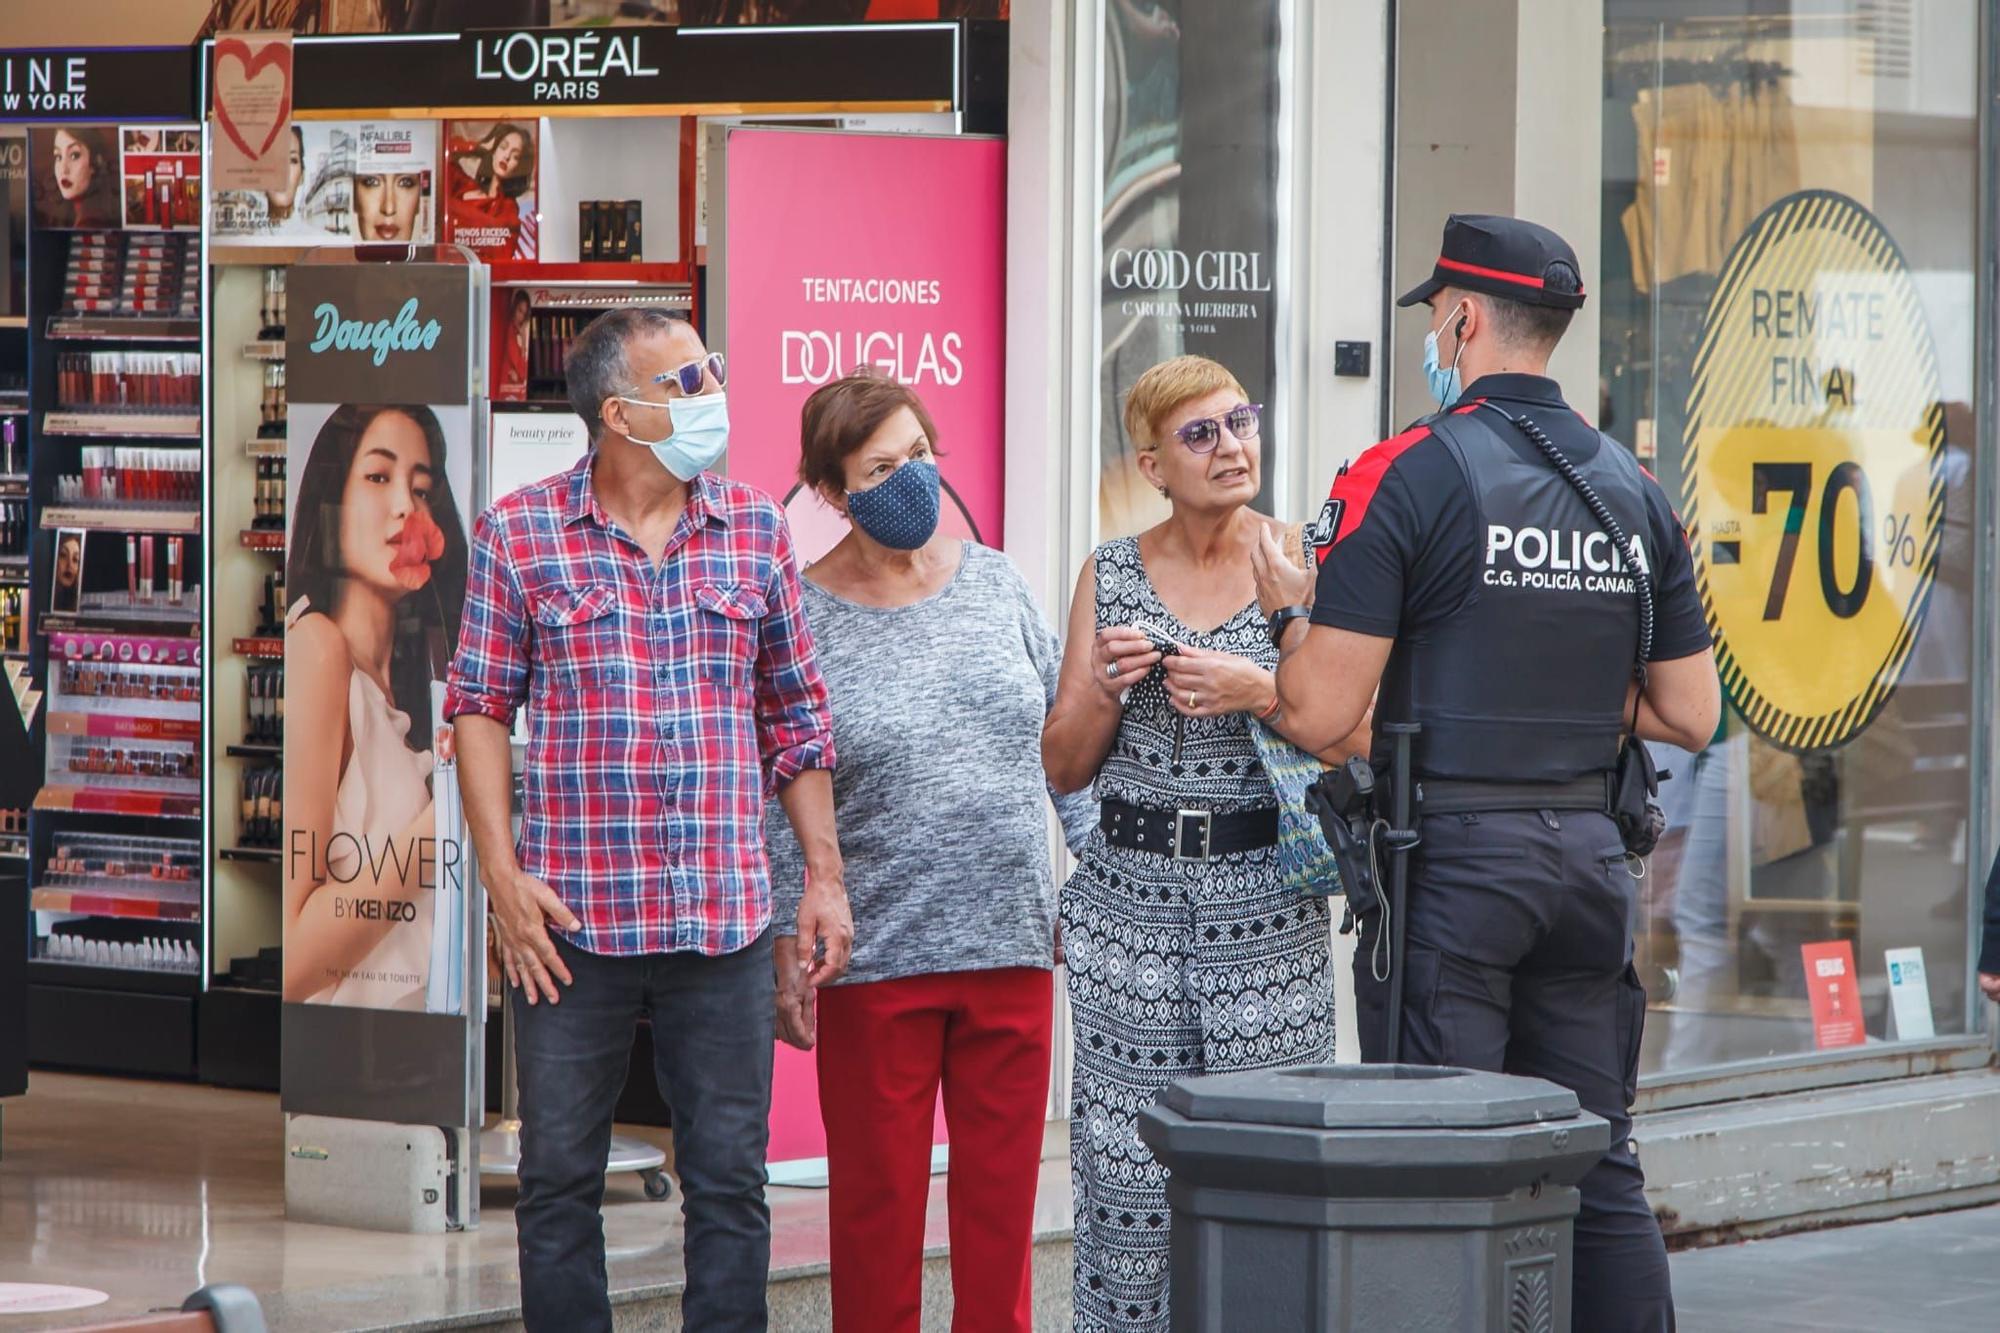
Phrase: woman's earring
[{"left": 1157, "top": 486, "right": 1169, "bottom": 498}]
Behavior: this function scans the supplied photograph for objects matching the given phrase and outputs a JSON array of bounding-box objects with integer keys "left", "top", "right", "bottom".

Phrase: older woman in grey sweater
[{"left": 765, "top": 371, "right": 1089, "bottom": 1333}]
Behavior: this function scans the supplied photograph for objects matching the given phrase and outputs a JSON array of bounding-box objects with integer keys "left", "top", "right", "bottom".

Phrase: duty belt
[
  {"left": 1414, "top": 773, "right": 1614, "bottom": 816},
  {"left": 1100, "top": 800, "right": 1279, "bottom": 862}
]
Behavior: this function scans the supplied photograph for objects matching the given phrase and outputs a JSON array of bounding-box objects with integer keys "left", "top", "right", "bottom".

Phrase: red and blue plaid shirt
[{"left": 442, "top": 459, "right": 835, "bottom": 957}]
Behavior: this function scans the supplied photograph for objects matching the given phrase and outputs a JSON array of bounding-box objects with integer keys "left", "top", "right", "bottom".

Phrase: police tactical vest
[{"left": 1388, "top": 409, "right": 1653, "bottom": 784}]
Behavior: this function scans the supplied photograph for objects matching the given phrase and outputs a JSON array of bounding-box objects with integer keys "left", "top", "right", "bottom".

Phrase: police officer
[{"left": 1251, "top": 214, "right": 1719, "bottom": 1331}]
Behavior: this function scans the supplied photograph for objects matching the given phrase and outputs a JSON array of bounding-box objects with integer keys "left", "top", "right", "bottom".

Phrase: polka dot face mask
[{"left": 845, "top": 458, "right": 941, "bottom": 551}]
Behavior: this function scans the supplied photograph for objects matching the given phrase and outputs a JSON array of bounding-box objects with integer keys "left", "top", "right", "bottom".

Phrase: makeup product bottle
[
  {"left": 140, "top": 535, "right": 155, "bottom": 602},
  {"left": 125, "top": 535, "right": 138, "bottom": 603},
  {"left": 167, "top": 537, "right": 183, "bottom": 605}
]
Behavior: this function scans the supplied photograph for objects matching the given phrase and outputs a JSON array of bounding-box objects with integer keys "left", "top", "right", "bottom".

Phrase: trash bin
[{"left": 1136, "top": 1064, "right": 1609, "bottom": 1333}]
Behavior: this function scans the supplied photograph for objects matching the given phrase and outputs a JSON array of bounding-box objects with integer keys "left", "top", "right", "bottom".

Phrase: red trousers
[{"left": 817, "top": 966, "right": 1055, "bottom": 1333}]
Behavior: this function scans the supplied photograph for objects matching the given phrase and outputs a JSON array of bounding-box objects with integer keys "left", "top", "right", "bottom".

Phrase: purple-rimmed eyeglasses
[
  {"left": 644, "top": 352, "right": 727, "bottom": 397},
  {"left": 1172, "top": 402, "right": 1262, "bottom": 453}
]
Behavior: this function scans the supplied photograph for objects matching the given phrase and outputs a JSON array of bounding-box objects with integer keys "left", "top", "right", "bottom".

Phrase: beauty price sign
[{"left": 1682, "top": 190, "right": 1944, "bottom": 752}]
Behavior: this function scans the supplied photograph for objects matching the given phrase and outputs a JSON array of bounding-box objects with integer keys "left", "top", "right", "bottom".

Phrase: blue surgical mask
[
  {"left": 1423, "top": 304, "right": 1467, "bottom": 408},
  {"left": 618, "top": 390, "right": 730, "bottom": 481},
  {"left": 846, "top": 458, "right": 941, "bottom": 551}
]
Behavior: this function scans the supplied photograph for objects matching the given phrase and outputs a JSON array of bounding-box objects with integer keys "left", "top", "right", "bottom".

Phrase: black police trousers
[{"left": 1353, "top": 806, "right": 1675, "bottom": 1333}]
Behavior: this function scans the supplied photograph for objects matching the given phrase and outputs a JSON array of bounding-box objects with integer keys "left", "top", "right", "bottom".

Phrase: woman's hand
[
  {"left": 1980, "top": 972, "right": 2000, "bottom": 1004},
  {"left": 1162, "top": 648, "right": 1275, "bottom": 719},
  {"left": 774, "top": 936, "right": 818, "bottom": 1050},
  {"left": 1092, "top": 626, "right": 1163, "bottom": 704},
  {"left": 1252, "top": 526, "right": 1315, "bottom": 618}
]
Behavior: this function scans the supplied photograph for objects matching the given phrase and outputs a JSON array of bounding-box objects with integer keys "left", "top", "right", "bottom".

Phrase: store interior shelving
[
  {"left": 204, "top": 259, "right": 285, "bottom": 1060},
  {"left": 22, "top": 215, "right": 210, "bottom": 1078}
]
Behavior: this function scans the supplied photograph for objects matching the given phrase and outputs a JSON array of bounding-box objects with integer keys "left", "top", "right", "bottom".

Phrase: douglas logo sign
[
  {"left": 287, "top": 264, "right": 469, "bottom": 406},
  {"left": 310, "top": 298, "right": 444, "bottom": 367}
]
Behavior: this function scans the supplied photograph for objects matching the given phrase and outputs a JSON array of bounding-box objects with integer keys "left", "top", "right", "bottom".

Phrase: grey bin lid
[{"left": 1158, "top": 1064, "right": 1581, "bottom": 1131}]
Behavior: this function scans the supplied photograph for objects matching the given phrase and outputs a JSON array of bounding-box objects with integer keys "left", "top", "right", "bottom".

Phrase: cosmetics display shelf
[
  {"left": 41, "top": 506, "right": 202, "bottom": 534},
  {"left": 209, "top": 262, "right": 286, "bottom": 1088},
  {"left": 31, "top": 885, "right": 202, "bottom": 921},
  {"left": 28, "top": 959, "right": 200, "bottom": 998},
  {"left": 218, "top": 847, "right": 279, "bottom": 865},
  {"left": 40, "top": 412, "right": 202, "bottom": 439},
  {"left": 46, "top": 317, "right": 201, "bottom": 343},
  {"left": 44, "top": 610, "right": 202, "bottom": 637},
  {"left": 32, "top": 787, "right": 201, "bottom": 819}
]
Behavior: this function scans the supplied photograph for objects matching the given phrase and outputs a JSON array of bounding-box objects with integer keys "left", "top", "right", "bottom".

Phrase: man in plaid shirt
[{"left": 446, "top": 309, "right": 851, "bottom": 1333}]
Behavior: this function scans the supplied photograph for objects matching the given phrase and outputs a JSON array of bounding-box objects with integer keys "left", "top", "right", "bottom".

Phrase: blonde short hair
[{"left": 1122, "top": 355, "right": 1250, "bottom": 452}]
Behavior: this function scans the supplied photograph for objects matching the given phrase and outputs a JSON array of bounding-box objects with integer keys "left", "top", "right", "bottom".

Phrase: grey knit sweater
[{"left": 766, "top": 542, "right": 1094, "bottom": 985}]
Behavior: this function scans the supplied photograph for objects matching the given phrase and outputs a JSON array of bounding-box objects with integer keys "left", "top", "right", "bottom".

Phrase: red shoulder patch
[{"left": 1321, "top": 425, "right": 1432, "bottom": 547}]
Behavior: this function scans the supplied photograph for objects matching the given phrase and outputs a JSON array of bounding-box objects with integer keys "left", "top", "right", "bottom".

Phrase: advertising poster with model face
[
  {"left": 30, "top": 126, "right": 120, "bottom": 230},
  {"left": 119, "top": 126, "right": 202, "bottom": 231},
  {"left": 724, "top": 129, "right": 1005, "bottom": 570},
  {"left": 1, "top": 128, "right": 26, "bottom": 317},
  {"left": 443, "top": 119, "right": 538, "bottom": 260},
  {"left": 211, "top": 120, "right": 436, "bottom": 246},
  {"left": 283, "top": 262, "right": 472, "bottom": 1016}
]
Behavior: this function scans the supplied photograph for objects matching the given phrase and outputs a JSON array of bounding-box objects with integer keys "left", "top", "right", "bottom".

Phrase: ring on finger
[
  {"left": 1105, "top": 660, "right": 1121, "bottom": 679},
  {"left": 1187, "top": 691, "right": 1198, "bottom": 709}
]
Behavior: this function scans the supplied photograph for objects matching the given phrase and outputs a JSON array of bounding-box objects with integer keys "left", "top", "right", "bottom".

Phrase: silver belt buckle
[{"left": 1172, "top": 808, "right": 1212, "bottom": 862}]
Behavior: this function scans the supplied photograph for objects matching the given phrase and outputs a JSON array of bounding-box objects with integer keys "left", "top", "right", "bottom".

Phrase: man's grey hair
[{"left": 566, "top": 307, "right": 691, "bottom": 444}]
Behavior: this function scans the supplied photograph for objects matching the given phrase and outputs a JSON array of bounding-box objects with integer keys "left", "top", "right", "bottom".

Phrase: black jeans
[
  {"left": 1354, "top": 809, "right": 1675, "bottom": 1333},
  {"left": 513, "top": 929, "right": 776, "bottom": 1333}
]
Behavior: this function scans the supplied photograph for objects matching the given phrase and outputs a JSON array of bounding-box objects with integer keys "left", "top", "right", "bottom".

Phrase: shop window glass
[
  {"left": 1097, "top": 0, "right": 1288, "bottom": 537},
  {"left": 1601, "top": 2, "right": 1982, "bottom": 1076}
]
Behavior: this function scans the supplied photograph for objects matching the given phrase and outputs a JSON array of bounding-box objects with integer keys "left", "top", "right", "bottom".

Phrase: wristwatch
[{"left": 1266, "top": 604, "right": 1311, "bottom": 648}]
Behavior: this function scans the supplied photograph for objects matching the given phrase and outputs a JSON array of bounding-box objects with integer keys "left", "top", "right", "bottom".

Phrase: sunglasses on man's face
[
  {"left": 1172, "top": 402, "right": 1262, "bottom": 453},
  {"left": 648, "top": 352, "right": 728, "bottom": 397}
]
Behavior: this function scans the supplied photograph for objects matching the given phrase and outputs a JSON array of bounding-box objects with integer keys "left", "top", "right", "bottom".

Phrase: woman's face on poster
[
  {"left": 269, "top": 134, "right": 305, "bottom": 210},
  {"left": 492, "top": 131, "right": 527, "bottom": 181},
  {"left": 55, "top": 536, "right": 81, "bottom": 589},
  {"left": 354, "top": 172, "right": 422, "bottom": 241},
  {"left": 338, "top": 411, "right": 436, "bottom": 596},
  {"left": 52, "top": 130, "right": 94, "bottom": 202}
]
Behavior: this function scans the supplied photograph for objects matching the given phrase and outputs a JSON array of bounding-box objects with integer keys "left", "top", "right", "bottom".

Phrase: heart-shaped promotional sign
[{"left": 213, "top": 37, "right": 293, "bottom": 163}]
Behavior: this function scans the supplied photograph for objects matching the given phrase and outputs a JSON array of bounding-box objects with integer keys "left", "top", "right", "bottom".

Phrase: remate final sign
[{"left": 1683, "top": 191, "right": 1944, "bottom": 753}]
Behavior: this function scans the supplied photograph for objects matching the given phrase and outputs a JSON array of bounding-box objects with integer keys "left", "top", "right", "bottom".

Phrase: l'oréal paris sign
[{"left": 472, "top": 30, "right": 659, "bottom": 104}]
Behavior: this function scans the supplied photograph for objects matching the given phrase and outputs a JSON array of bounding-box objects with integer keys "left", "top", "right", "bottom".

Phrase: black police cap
[{"left": 1397, "top": 214, "right": 1587, "bottom": 311}]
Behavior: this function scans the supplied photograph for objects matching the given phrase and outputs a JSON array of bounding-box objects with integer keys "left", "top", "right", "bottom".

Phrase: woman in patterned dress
[{"left": 1044, "top": 355, "right": 1370, "bottom": 1333}]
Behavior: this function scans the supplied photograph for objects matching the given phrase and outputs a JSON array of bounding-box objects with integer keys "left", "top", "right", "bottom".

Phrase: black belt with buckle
[
  {"left": 1100, "top": 799, "right": 1279, "bottom": 862},
  {"left": 1415, "top": 774, "right": 1614, "bottom": 816}
]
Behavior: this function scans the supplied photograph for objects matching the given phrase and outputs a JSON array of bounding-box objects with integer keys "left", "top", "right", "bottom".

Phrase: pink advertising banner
[
  {"left": 724, "top": 128, "right": 1007, "bottom": 565},
  {"left": 723, "top": 128, "right": 1007, "bottom": 1168}
]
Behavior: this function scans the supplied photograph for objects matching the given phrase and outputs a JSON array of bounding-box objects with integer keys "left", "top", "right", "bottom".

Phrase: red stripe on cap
[
  {"left": 1327, "top": 424, "right": 1434, "bottom": 545},
  {"left": 1436, "top": 255, "right": 1546, "bottom": 290}
]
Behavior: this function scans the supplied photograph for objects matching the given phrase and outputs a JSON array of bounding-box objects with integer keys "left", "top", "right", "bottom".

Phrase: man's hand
[
  {"left": 1162, "top": 648, "right": 1275, "bottom": 719},
  {"left": 1252, "top": 526, "right": 1315, "bottom": 618},
  {"left": 1979, "top": 972, "right": 2000, "bottom": 1004},
  {"left": 794, "top": 868, "right": 854, "bottom": 987},
  {"left": 774, "top": 935, "right": 818, "bottom": 1049},
  {"left": 489, "top": 866, "right": 580, "bottom": 1006}
]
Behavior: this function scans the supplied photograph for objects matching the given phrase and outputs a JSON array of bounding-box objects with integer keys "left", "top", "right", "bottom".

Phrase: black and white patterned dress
[{"left": 1062, "top": 535, "right": 1336, "bottom": 1333}]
